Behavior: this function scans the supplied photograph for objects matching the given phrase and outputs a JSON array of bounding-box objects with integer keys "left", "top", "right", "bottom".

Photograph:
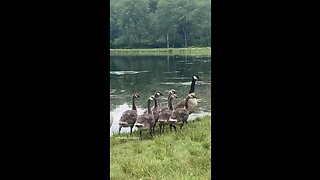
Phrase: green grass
[
  {"left": 110, "top": 47, "right": 211, "bottom": 56},
  {"left": 110, "top": 115, "right": 211, "bottom": 180}
]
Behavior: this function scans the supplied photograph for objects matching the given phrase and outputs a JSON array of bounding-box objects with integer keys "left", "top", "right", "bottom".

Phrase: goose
[
  {"left": 152, "top": 91, "right": 164, "bottom": 132},
  {"left": 118, "top": 93, "right": 140, "bottom": 135},
  {"left": 169, "top": 93, "right": 197, "bottom": 131},
  {"left": 143, "top": 91, "right": 164, "bottom": 133},
  {"left": 159, "top": 89, "right": 177, "bottom": 113},
  {"left": 135, "top": 96, "right": 156, "bottom": 140},
  {"left": 175, "top": 75, "right": 199, "bottom": 116},
  {"left": 158, "top": 93, "right": 178, "bottom": 134},
  {"left": 110, "top": 112, "right": 113, "bottom": 128}
]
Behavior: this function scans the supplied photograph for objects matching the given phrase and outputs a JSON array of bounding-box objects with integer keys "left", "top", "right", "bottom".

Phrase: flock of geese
[{"left": 110, "top": 75, "right": 199, "bottom": 140}]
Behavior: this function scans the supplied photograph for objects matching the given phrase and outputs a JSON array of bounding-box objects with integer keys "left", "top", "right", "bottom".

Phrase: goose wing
[
  {"left": 158, "top": 109, "right": 172, "bottom": 121},
  {"left": 120, "top": 110, "right": 138, "bottom": 124},
  {"left": 170, "top": 110, "right": 179, "bottom": 120},
  {"left": 175, "top": 99, "right": 186, "bottom": 109},
  {"left": 178, "top": 109, "right": 189, "bottom": 121},
  {"left": 187, "top": 98, "right": 198, "bottom": 114}
]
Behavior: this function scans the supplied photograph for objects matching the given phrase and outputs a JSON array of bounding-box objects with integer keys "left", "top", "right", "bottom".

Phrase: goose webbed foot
[
  {"left": 118, "top": 127, "right": 122, "bottom": 135},
  {"left": 149, "top": 127, "right": 154, "bottom": 138},
  {"left": 180, "top": 122, "right": 185, "bottom": 130},
  {"left": 159, "top": 125, "right": 162, "bottom": 135},
  {"left": 139, "top": 131, "right": 142, "bottom": 140},
  {"left": 153, "top": 124, "right": 156, "bottom": 133},
  {"left": 149, "top": 132, "right": 154, "bottom": 139},
  {"left": 130, "top": 126, "right": 133, "bottom": 135},
  {"left": 153, "top": 125, "right": 156, "bottom": 134}
]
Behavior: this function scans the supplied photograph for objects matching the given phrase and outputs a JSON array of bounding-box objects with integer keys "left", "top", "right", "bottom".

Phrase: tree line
[{"left": 110, "top": 0, "right": 211, "bottom": 49}]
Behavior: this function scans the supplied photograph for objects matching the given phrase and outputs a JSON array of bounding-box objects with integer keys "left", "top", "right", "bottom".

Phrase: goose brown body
[
  {"left": 169, "top": 94, "right": 197, "bottom": 131},
  {"left": 143, "top": 91, "right": 164, "bottom": 132},
  {"left": 158, "top": 93, "right": 178, "bottom": 134},
  {"left": 118, "top": 93, "right": 140, "bottom": 135},
  {"left": 175, "top": 93, "right": 198, "bottom": 114},
  {"left": 135, "top": 96, "right": 156, "bottom": 139},
  {"left": 175, "top": 76, "right": 199, "bottom": 115},
  {"left": 159, "top": 89, "right": 177, "bottom": 113}
]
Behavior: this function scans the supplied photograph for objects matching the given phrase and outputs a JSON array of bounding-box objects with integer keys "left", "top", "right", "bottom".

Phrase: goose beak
[{"left": 193, "top": 75, "right": 200, "bottom": 81}]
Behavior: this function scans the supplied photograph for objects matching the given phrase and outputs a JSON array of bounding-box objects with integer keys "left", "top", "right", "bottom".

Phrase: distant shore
[{"left": 110, "top": 47, "right": 211, "bottom": 56}]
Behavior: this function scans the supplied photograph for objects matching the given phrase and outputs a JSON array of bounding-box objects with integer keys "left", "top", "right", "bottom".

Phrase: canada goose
[
  {"left": 110, "top": 112, "right": 113, "bottom": 128},
  {"left": 175, "top": 75, "right": 199, "bottom": 116},
  {"left": 152, "top": 91, "right": 164, "bottom": 132},
  {"left": 158, "top": 93, "right": 178, "bottom": 134},
  {"left": 135, "top": 96, "right": 156, "bottom": 140},
  {"left": 169, "top": 93, "right": 197, "bottom": 131},
  {"left": 118, "top": 93, "right": 140, "bottom": 135},
  {"left": 159, "top": 89, "right": 177, "bottom": 113},
  {"left": 143, "top": 91, "right": 164, "bottom": 132}
]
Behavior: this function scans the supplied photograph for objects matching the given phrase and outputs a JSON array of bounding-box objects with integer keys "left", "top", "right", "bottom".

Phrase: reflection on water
[{"left": 110, "top": 55, "right": 211, "bottom": 136}]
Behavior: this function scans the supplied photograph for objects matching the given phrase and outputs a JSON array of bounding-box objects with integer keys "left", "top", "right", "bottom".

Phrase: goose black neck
[
  {"left": 167, "top": 94, "right": 172, "bottom": 107},
  {"left": 154, "top": 98, "right": 158, "bottom": 108},
  {"left": 132, "top": 97, "right": 137, "bottom": 110},
  {"left": 147, "top": 100, "right": 152, "bottom": 113},
  {"left": 167, "top": 94, "right": 171, "bottom": 101},
  {"left": 189, "top": 79, "right": 196, "bottom": 93},
  {"left": 168, "top": 98, "right": 173, "bottom": 110}
]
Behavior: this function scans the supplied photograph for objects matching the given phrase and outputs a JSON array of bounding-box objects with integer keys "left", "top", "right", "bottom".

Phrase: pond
[{"left": 110, "top": 55, "right": 211, "bottom": 136}]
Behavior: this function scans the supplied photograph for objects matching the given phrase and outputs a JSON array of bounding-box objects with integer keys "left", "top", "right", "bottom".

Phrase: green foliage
[
  {"left": 110, "top": 115, "right": 211, "bottom": 180},
  {"left": 110, "top": 0, "right": 211, "bottom": 48}
]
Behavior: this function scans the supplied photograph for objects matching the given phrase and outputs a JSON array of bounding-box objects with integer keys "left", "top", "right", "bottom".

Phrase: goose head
[
  {"left": 154, "top": 91, "right": 164, "bottom": 98},
  {"left": 148, "top": 95, "right": 156, "bottom": 102},
  {"left": 169, "top": 93, "right": 178, "bottom": 100},
  {"left": 192, "top": 75, "right": 200, "bottom": 81},
  {"left": 188, "top": 93, "right": 197, "bottom": 99},
  {"left": 133, "top": 93, "right": 141, "bottom": 99},
  {"left": 169, "top": 89, "right": 177, "bottom": 95}
]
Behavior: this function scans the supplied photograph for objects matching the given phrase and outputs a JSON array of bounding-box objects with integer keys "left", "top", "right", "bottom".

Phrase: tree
[{"left": 110, "top": 0, "right": 211, "bottom": 48}]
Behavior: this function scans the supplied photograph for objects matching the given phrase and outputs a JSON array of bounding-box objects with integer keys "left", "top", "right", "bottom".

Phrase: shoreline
[{"left": 110, "top": 47, "right": 211, "bottom": 56}]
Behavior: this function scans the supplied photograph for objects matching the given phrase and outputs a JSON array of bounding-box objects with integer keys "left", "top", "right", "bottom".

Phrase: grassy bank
[
  {"left": 110, "top": 115, "right": 211, "bottom": 180},
  {"left": 110, "top": 47, "right": 211, "bottom": 56}
]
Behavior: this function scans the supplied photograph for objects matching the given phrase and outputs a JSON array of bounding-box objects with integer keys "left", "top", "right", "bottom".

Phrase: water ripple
[{"left": 110, "top": 71, "right": 149, "bottom": 75}]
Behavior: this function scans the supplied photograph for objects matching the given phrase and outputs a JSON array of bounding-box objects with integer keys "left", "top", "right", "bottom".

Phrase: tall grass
[
  {"left": 110, "top": 115, "right": 211, "bottom": 180},
  {"left": 110, "top": 47, "right": 211, "bottom": 56}
]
